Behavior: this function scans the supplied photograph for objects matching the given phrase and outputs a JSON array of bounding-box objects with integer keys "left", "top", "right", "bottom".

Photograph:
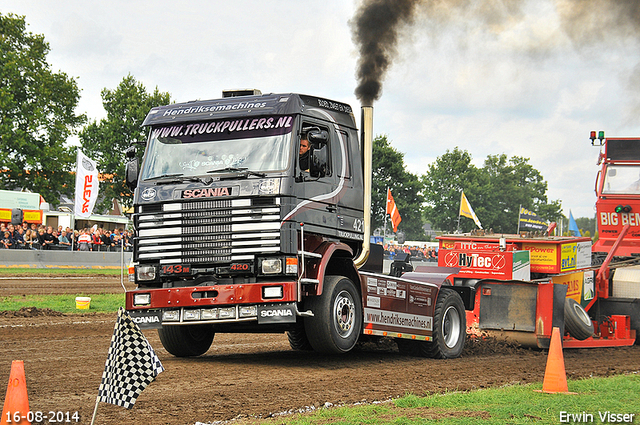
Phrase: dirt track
[{"left": 1, "top": 276, "right": 640, "bottom": 425}]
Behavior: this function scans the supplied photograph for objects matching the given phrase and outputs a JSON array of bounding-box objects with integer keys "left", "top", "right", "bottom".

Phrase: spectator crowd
[
  {"left": 384, "top": 243, "right": 438, "bottom": 262},
  {"left": 0, "top": 222, "right": 132, "bottom": 252}
]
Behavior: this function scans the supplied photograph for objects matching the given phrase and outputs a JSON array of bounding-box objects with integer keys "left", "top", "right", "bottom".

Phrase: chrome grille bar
[{"left": 135, "top": 197, "right": 281, "bottom": 264}]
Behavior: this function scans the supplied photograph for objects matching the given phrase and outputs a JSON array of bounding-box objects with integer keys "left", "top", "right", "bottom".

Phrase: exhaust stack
[{"left": 354, "top": 105, "right": 373, "bottom": 268}]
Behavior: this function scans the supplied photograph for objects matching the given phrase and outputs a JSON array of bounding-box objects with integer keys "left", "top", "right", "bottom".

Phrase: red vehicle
[
  {"left": 436, "top": 233, "right": 637, "bottom": 348},
  {"left": 591, "top": 131, "right": 640, "bottom": 261},
  {"left": 588, "top": 131, "right": 640, "bottom": 344}
]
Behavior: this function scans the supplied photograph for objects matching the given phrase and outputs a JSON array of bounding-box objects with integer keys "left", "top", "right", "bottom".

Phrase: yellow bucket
[{"left": 75, "top": 297, "right": 91, "bottom": 310}]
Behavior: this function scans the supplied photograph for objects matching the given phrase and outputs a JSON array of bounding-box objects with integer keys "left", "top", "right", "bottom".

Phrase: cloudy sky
[{"left": 5, "top": 0, "right": 640, "bottom": 221}]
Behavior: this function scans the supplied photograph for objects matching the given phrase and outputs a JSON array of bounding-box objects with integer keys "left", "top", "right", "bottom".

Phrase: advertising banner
[
  {"left": 74, "top": 150, "right": 99, "bottom": 218},
  {"left": 438, "top": 249, "right": 530, "bottom": 281},
  {"left": 518, "top": 207, "right": 547, "bottom": 231}
]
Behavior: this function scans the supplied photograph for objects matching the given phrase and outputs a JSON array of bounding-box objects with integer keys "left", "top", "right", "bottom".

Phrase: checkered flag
[{"left": 97, "top": 307, "right": 164, "bottom": 409}]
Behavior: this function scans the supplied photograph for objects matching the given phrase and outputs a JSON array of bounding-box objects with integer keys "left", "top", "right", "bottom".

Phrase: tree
[
  {"left": 421, "top": 148, "right": 488, "bottom": 233},
  {"left": 79, "top": 75, "right": 171, "bottom": 212},
  {"left": 574, "top": 216, "right": 596, "bottom": 237},
  {"left": 372, "top": 135, "right": 425, "bottom": 240},
  {"left": 422, "top": 149, "right": 563, "bottom": 233},
  {"left": 0, "top": 13, "right": 86, "bottom": 204},
  {"left": 482, "top": 154, "right": 563, "bottom": 233}
]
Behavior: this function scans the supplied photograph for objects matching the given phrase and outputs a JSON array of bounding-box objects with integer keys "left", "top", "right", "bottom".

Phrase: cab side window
[{"left": 300, "top": 124, "right": 331, "bottom": 177}]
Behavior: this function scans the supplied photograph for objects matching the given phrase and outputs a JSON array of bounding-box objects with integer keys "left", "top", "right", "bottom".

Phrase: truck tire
[
  {"left": 304, "top": 275, "right": 362, "bottom": 354},
  {"left": 158, "top": 324, "right": 215, "bottom": 357},
  {"left": 428, "top": 288, "right": 466, "bottom": 359},
  {"left": 287, "top": 324, "right": 313, "bottom": 351},
  {"left": 564, "top": 298, "right": 594, "bottom": 341},
  {"left": 396, "top": 288, "right": 465, "bottom": 359}
]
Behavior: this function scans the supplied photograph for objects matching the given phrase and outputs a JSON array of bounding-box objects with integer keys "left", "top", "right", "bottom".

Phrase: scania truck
[{"left": 125, "top": 90, "right": 468, "bottom": 358}]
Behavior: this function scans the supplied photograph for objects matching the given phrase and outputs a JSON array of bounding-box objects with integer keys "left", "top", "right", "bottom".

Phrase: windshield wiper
[
  {"left": 207, "top": 167, "right": 266, "bottom": 178},
  {"left": 143, "top": 173, "right": 184, "bottom": 182},
  {"left": 144, "top": 173, "right": 215, "bottom": 185}
]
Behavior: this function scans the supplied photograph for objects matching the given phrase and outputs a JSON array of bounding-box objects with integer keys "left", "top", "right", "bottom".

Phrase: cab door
[{"left": 291, "top": 120, "right": 339, "bottom": 238}]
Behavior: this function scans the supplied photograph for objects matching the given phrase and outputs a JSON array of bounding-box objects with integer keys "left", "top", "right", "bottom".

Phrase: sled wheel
[
  {"left": 158, "top": 324, "right": 214, "bottom": 357},
  {"left": 287, "top": 324, "right": 313, "bottom": 351},
  {"left": 427, "top": 288, "right": 466, "bottom": 359},
  {"left": 304, "top": 275, "right": 362, "bottom": 353},
  {"left": 564, "top": 298, "right": 594, "bottom": 341}
]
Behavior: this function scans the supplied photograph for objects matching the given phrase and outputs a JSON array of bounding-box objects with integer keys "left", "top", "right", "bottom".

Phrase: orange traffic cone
[
  {"left": 1, "top": 361, "right": 31, "bottom": 425},
  {"left": 536, "top": 327, "right": 576, "bottom": 394}
]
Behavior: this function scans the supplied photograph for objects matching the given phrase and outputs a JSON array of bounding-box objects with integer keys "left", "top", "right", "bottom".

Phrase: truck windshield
[
  {"left": 602, "top": 165, "right": 640, "bottom": 195},
  {"left": 140, "top": 116, "right": 294, "bottom": 180}
]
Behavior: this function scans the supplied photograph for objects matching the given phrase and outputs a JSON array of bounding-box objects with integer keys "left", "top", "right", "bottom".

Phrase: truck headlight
[
  {"left": 184, "top": 309, "right": 201, "bottom": 321},
  {"left": 133, "top": 293, "right": 151, "bottom": 306},
  {"left": 261, "top": 258, "right": 282, "bottom": 274},
  {"left": 137, "top": 265, "right": 156, "bottom": 281},
  {"left": 201, "top": 309, "right": 218, "bottom": 320},
  {"left": 263, "top": 286, "right": 283, "bottom": 299},
  {"left": 218, "top": 307, "right": 236, "bottom": 319},
  {"left": 239, "top": 305, "right": 257, "bottom": 317},
  {"left": 162, "top": 310, "right": 180, "bottom": 321}
]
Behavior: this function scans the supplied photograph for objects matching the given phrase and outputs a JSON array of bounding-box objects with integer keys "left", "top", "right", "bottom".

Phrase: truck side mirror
[
  {"left": 308, "top": 129, "right": 329, "bottom": 144},
  {"left": 310, "top": 145, "right": 328, "bottom": 178},
  {"left": 125, "top": 146, "right": 136, "bottom": 159},
  {"left": 125, "top": 160, "right": 139, "bottom": 191},
  {"left": 307, "top": 128, "right": 329, "bottom": 178}
]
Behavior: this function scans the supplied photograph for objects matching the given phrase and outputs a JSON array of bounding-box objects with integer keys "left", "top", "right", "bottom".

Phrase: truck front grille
[{"left": 134, "top": 198, "right": 281, "bottom": 264}]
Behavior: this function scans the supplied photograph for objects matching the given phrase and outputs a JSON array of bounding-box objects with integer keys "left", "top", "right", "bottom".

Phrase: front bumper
[{"left": 126, "top": 281, "right": 299, "bottom": 328}]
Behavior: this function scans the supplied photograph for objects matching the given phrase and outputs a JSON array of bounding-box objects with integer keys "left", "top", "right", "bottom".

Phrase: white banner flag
[{"left": 74, "top": 150, "right": 99, "bottom": 218}]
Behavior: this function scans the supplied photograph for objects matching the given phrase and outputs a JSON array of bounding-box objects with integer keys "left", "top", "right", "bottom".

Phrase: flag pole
[
  {"left": 90, "top": 395, "right": 100, "bottom": 425},
  {"left": 383, "top": 187, "right": 387, "bottom": 239},
  {"left": 457, "top": 192, "right": 462, "bottom": 233}
]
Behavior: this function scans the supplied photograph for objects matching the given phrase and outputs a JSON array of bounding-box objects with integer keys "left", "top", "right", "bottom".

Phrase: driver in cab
[{"left": 299, "top": 135, "right": 310, "bottom": 172}]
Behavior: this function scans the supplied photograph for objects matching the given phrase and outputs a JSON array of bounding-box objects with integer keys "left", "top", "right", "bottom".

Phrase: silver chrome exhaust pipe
[{"left": 354, "top": 105, "right": 373, "bottom": 268}]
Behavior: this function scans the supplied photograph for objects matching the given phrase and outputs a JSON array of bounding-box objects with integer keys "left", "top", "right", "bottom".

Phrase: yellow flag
[{"left": 460, "top": 191, "right": 482, "bottom": 229}]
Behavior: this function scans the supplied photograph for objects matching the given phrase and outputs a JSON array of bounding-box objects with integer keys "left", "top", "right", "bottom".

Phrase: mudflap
[
  {"left": 129, "top": 309, "right": 163, "bottom": 329},
  {"left": 257, "top": 302, "right": 297, "bottom": 324}
]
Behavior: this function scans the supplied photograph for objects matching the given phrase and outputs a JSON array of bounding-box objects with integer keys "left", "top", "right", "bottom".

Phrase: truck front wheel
[
  {"left": 287, "top": 323, "right": 313, "bottom": 351},
  {"left": 158, "top": 324, "right": 215, "bottom": 357},
  {"left": 304, "top": 275, "right": 362, "bottom": 354}
]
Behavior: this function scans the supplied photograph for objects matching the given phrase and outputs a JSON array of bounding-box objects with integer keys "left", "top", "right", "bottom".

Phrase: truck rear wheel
[
  {"left": 564, "top": 298, "right": 594, "bottom": 341},
  {"left": 158, "top": 324, "right": 215, "bottom": 357},
  {"left": 428, "top": 288, "right": 466, "bottom": 358},
  {"left": 304, "top": 275, "right": 362, "bottom": 354},
  {"left": 396, "top": 288, "right": 465, "bottom": 359}
]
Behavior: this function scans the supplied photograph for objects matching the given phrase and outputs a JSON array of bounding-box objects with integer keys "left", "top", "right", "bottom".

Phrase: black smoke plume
[
  {"left": 351, "top": 0, "right": 640, "bottom": 107},
  {"left": 351, "top": 0, "right": 419, "bottom": 106}
]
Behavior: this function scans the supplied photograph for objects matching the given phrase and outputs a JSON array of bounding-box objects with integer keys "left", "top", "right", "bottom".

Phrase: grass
[
  {"left": 266, "top": 374, "right": 640, "bottom": 425},
  {"left": 1, "top": 293, "right": 125, "bottom": 313},
  {"left": 0, "top": 267, "right": 125, "bottom": 313}
]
